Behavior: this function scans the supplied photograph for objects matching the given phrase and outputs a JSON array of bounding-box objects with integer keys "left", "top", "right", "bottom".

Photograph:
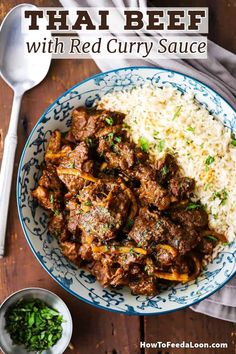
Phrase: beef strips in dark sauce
[{"left": 32, "top": 107, "right": 226, "bottom": 295}]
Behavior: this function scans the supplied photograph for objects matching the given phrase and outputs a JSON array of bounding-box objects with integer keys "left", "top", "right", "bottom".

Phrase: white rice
[{"left": 98, "top": 85, "right": 236, "bottom": 242}]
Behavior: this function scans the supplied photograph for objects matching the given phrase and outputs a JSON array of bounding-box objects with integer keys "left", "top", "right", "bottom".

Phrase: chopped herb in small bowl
[
  {"left": 0, "top": 288, "right": 72, "bottom": 354},
  {"left": 5, "top": 299, "right": 63, "bottom": 352}
]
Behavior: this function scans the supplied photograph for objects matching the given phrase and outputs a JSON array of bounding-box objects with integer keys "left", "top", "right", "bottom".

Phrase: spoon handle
[{"left": 0, "top": 94, "right": 22, "bottom": 257}]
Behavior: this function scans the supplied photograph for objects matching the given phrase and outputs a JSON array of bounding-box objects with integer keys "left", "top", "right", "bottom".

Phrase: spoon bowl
[{"left": 0, "top": 3, "right": 51, "bottom": 94}]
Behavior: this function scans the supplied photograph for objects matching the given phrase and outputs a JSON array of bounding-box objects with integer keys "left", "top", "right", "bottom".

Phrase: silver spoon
[{"left": 0, "top": 4, "right": 51, "bottom": 257}]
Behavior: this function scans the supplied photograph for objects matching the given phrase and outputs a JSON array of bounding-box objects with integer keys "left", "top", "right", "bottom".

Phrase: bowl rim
[
  {"left": 0, "top": 287, "right": 73, "bottom": 354},
  {"left": 17, "top": 66, "right": 236, "bottom": 316}
]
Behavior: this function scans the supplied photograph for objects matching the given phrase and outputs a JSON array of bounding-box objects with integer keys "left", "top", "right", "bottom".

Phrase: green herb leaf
[
  {"left": 85, "top": 137, "right": 95, "bottom": 147},
  {"left": 186, "top": 126, "right": 195, "bottom": 132},
  {"left": 114, "top": 136, "right": 122, "bottom": 143},
  {"left": 231, "top": 139, "right": 236, "bottom": 146},
  {"left": 204, "top": 183, "right": 210, "bottom": 191},
  {"left": 54, "top": 210, "right": 60, "bottom": 216},
  {"left": 173, "top": 106, "right": 181, "bottom": 119},
  {"left": 107, "top": 132, "right": 114, "bottom": 140},
  {"left": 49, "top": 194, "right": 54, "bottom": 204},
  {"left": 153, "top": 131, "right": 159, "bottom": 138},
  {"left": 161, "top": 165, "right": 168, "bottom": 175},
  {"left": 67, "top": 161, "right": 75, "bottom": 168},
  {"left": 186, "top": 202, "right": 202, "bottom": 210},
  {"left": 105, "top": 117, "right": 114, "bottom": 126},
  {"left": 205, "top": 155, "right": 215, "bottom": 166},
  {"left": 158, "top": 140, "right": 165, "bottom": 152},
  {"left": 84, "top": 201, "right": 92, "bottom": 206},
  {"left": 211, "top": 189, "right": 228, "bottom": 205},
  {"left": 28, "top": 313, "right": 35, "bottom": 327},
  {"left": 139, "top": 137, "right": 149, "bottom": 152},
  {"left": 205, "top": 235, "right": 218, "bottom": 242}
]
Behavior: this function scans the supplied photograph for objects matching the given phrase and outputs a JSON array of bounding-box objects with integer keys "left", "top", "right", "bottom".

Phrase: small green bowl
[{"left": 0, "top": 288, "right": 73, "bottom": 354}]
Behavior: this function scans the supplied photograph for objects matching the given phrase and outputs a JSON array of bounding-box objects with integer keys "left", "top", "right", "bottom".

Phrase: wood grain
[{"left": 0, "top": 1, "right": 235, "bottom": 354}]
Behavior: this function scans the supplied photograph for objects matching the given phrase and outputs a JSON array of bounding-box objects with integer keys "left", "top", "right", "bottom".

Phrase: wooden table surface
[{"left": 0, "top": 1, "right": 235, "bottom": 353}]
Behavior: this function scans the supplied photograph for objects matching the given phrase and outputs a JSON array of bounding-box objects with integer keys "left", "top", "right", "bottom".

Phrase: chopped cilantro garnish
[
  {"left": 205, "top": 235, "right": 218, "bottom": 242},
  {"left": 54, "top": 210, "right": 60, "bottom": 216},
  {"left": 139, "top": 137, "right": 149, "bottom": 152},
  {"left": 154, "top": 136, "right": 165, "bottom": 152},
  {"left": 107, "top": 133, "right": 114, "bottom": 146},
  {"left": 84, "top": 201, "right": 92, "bottom": 206},
  {"left": 68, "top": 161, "right": 75, "bottom": 168},
  {"left": 211, "top": 189, "right": 228, "bottom": 205},
  {"left": 161, "top": 165, "right": 168, "bottom": 175},
  {"left": 204, "top": 183, "right": 210, "bottom": 191},
  {"left": 107, "top": 132, "right": 114, "bottom": 140},
  {"left": 85, "top": 137, "right": 95, "bottom": 147},
  {"left": 219, "top": 190, "right": 228, "bottom": 206},
  {"left": 115, "top": 136, "right": 122, "bottom": 143},
  {"left": 186, "top": 202, "right": 202, "bottom": 210},
  {"left": 50, "top": 194, "right": 54, "bottom": 204},
  {"left": 231, "top": 139, "right": 236, "bottom": 146},
  {"left": 158, "top": 140, "right": 165, "bottom": 152},
  {"left": 153, "top": 131, "right": 159, "bottom": 138},
  {"left": 205, "top": 155, "right": 215, "bottom": 166},
  {"left": 173, "top": 106, "right": 181, "bottom": 119},
  {"left": 5, "top": 299, "right": 63, "bottom": 352},
  {"left": 186, "top": 126, "right": 195, "bottom": 132},
  {"left": 105, "top": 117, "right": 114, "bottom": 126}
]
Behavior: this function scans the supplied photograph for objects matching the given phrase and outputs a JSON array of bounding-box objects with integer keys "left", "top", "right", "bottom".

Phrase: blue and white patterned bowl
[{"left": 17, "top": 67, "right": 236, "bottom": 315}]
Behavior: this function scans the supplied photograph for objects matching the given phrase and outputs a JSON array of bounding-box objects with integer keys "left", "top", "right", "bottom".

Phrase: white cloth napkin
[{"left": 59, "top": 0, "right": 236, "bottom": 322}]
